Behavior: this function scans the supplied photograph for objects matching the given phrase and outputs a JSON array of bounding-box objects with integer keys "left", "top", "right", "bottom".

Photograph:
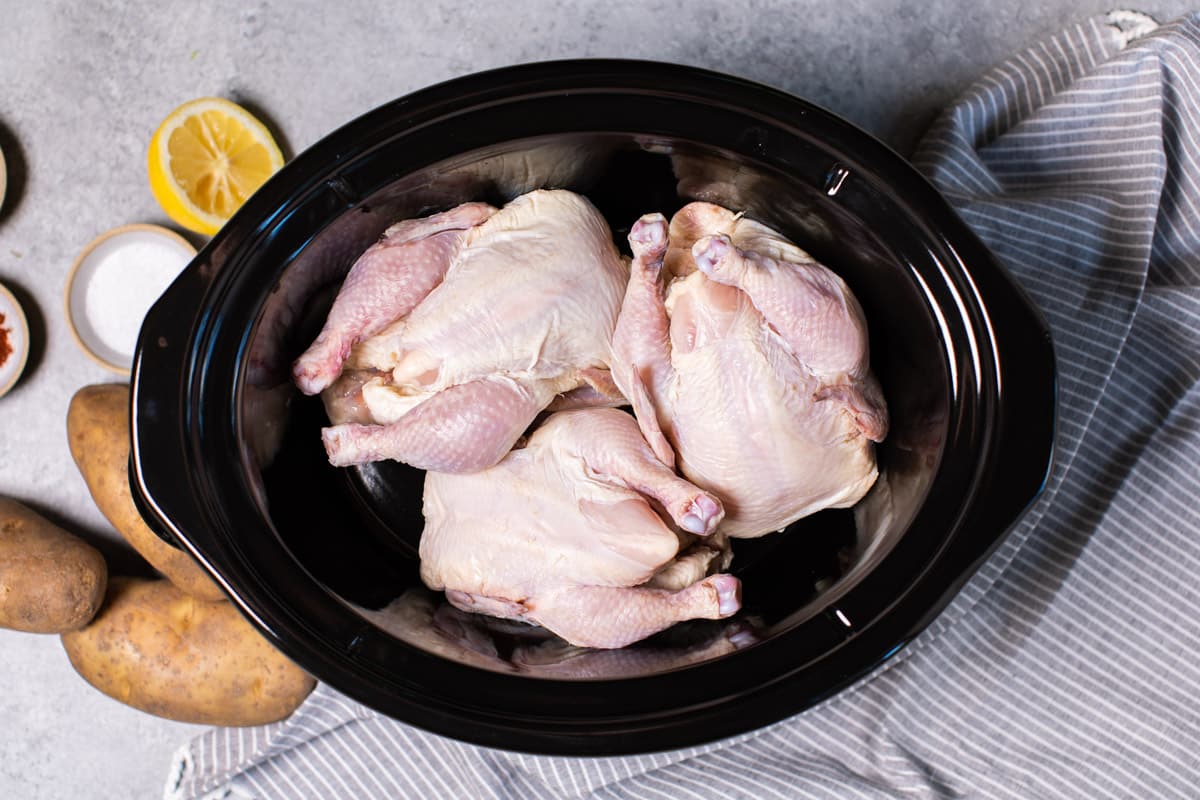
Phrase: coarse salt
[
  {"left": 83, "top": 240, "right": 187, "bottom": 357},
  {"left": 70, "top": 227, "right": 195, "bottom": 371}
]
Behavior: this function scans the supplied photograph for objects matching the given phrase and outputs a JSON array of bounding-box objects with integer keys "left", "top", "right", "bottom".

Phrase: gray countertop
[{"left": 0, "top": 1, "right": 1191, "bottom": 797}]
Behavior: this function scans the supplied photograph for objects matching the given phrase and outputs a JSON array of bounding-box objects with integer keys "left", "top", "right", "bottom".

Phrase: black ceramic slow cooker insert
[{"left": 130, "top": 60, "right": 1055, "bottom": 755}]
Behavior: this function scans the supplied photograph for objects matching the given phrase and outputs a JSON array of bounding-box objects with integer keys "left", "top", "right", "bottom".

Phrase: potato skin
[
  {"left": 61, "top": 577, "right": 315, "bottom": 725},
  {"left": 0, "top": 498, "right": 107, "bottom": 633},
  {"left": 67, "top": 384, "right": 226, "bottom": 602}
]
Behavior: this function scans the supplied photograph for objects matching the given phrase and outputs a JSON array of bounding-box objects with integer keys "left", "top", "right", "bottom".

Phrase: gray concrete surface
[{"left": 0, "top": 1, "right": 1193, "bottom": 797}]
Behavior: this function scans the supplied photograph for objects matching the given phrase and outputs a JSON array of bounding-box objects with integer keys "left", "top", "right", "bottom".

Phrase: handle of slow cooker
[
  {"left": 975, "top": 244, "right": 1058, "bottom": 537},
  {"left": 918, "top": 243, "right": 1058, "bottom": 627},
  {"left": 129, "top": 254, "right": 215, "bottom": 550}
]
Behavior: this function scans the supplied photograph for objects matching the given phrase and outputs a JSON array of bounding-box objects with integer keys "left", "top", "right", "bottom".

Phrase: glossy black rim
[{"left": 131, "top": 60, "right": 1055, "bottom": 754}]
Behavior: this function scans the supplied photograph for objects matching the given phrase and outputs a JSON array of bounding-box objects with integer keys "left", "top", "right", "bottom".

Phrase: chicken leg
[
  {"left": 322, "top": 374, "right": 553, "bottom": 471},
  {"left": 448, "top": 575, "right": 740, "bottom": 650},
  {"left": 610, "top": 213, "right": 677, "bottom": 467},
  {"left": 292, "top": 202, "right": 496, "bottom": 395}
]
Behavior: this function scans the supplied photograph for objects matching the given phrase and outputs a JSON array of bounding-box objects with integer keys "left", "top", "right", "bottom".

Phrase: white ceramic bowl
[
  {"left": 0, "top": 281, "right": 29, "bottom": 398},
  {"left": 0, "top": 144, "right": 7, "bottom": 211},
  {"left": 64, "top": 224, "right": 196, "bottom": 374}
]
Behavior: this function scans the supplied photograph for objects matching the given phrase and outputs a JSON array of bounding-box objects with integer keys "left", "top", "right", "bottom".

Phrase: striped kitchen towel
[{"left": 167, "top": 11, "right": 1200, "bottom": 799}]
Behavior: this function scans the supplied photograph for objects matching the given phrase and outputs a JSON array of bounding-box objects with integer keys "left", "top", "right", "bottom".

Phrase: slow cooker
[{"left": 130, "top": 60, "right": 1055, "bottom": 754}]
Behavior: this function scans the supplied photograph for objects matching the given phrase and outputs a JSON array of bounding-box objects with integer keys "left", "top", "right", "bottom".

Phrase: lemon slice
[{"left": 148, "top": 97, "right": 284, "bottom": 235}]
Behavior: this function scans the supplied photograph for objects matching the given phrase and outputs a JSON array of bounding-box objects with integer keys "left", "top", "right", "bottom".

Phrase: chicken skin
[
  {"left": 293, "top": 190, "right": 629, "bottom": 472},
  {"left": 611, "top": 203, "right": 887, "bottom": 538},
  {"left": 420, "top": 408, "right": 740, "bottom": 649}
]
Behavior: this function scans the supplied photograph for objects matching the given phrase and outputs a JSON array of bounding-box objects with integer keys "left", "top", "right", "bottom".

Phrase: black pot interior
[
  {"left": 133, "top": 62, "right": 1051, "bottom": 753},
  {"left": 242, "top": 129, "right": 946, "bottom": 675}
]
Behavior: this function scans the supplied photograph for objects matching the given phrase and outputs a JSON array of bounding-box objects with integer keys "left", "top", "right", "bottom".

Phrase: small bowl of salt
[{"left": 65, "top": 224, "right": 196, "bottom": 374}]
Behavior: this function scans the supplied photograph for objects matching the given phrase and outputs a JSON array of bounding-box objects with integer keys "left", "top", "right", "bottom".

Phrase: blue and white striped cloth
[{"left": 167, "top": 12, "right": 1200, "bottom": 798}]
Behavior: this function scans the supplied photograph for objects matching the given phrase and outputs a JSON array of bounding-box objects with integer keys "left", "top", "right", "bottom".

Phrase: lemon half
[{"left": 148, "top": 97, "right": 284, "bottom": 235}]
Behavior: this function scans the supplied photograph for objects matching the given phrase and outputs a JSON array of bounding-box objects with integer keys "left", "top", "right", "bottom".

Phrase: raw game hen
[
  {"left": 420, "top": 408, "right": 740, "bottom": 649},
  {"left": 292, "top": 190, "right": 629, "bottom": 472},
  {"left": 611, "top": 202, "right": 887, "bottom": 538}
]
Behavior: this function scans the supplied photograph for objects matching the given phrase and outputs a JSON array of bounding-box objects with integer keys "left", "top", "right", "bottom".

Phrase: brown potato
[
  {"left": 62, "top": 577, "right": 315, "bottom": 725},
  {"left": 67, "top": 384, "right": 226, "bottom": 602},
  {"left": 0, "top": 497, "right": 107, "bottom": 633}
]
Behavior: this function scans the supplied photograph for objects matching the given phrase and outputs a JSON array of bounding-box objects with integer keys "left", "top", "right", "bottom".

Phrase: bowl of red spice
[{"left": 0, "top": 281, "right": 29, "bottom": 398}]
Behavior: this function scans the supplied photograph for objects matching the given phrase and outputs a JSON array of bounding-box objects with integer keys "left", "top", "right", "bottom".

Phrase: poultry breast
[
  {"left": 292, "top": 189, "right": 629, "bottom": 472},
  {"left": 611, "top": 202, "right": 888, "bottom": 538},
  {"left": 420, "top": 408, "right": 740, "bottom": 649}
]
